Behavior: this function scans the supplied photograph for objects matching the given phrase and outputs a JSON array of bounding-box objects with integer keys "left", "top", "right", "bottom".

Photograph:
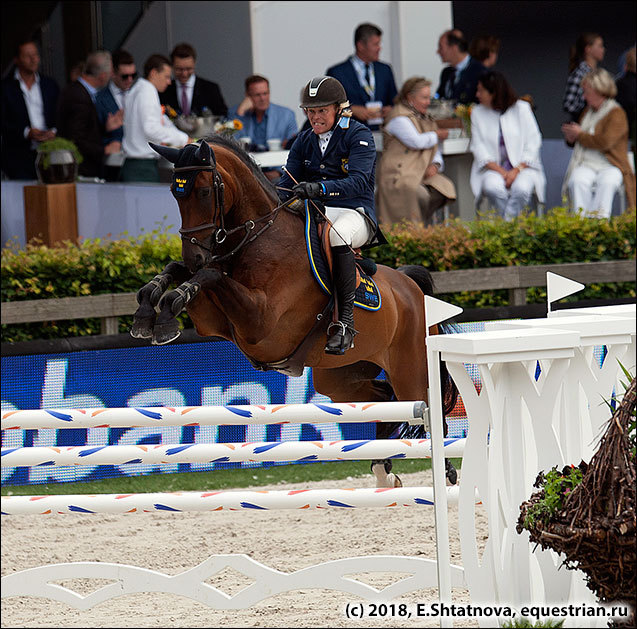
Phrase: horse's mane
[{"left": 202, "top": 133, "right": 280, "bottom": 205}]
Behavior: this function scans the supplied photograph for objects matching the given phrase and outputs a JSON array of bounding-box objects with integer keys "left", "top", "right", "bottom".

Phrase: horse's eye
[{"left": 197, "top": 187, "right": 212, "bottom": 200}]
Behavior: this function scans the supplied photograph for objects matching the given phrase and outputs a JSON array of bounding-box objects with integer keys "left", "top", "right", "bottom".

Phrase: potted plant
[{"left": 35, "top": 137, "right": 83, "bottom": 184}]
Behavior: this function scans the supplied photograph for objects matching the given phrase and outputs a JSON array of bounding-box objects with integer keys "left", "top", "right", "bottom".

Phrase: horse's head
[{"left": 150, "top": 140, "right": 223, "bottom": 273}]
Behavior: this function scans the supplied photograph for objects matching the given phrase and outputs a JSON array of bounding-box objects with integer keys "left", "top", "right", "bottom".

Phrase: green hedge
[{"left": 2, "top": 208, "right": 635, "bottom": 342}]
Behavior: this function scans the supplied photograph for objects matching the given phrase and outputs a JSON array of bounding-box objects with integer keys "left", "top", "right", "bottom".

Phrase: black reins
[{"left": 174, "top": 162, "right": 290, "bottom": 264}]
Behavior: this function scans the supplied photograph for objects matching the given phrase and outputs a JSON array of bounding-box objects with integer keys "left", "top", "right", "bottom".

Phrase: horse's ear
[
  {"left": 149, "top": 142, "right": 181, "bottom": 164},
  {"left": 195, "top": 140, "right": 216, "bottom": 166}
]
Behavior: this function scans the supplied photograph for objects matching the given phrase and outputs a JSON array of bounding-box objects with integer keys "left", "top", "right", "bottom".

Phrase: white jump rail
[
  {"left": 1, "top": 399, "right": 461, "bottom": 628},
  {"left": 427, "top": 305, "right": 635, "bottom": 628}
]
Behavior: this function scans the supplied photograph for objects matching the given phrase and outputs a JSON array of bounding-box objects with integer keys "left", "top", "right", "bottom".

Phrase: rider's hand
[{"left": 293, "top": 182, "right": 324, "bottom": 199}]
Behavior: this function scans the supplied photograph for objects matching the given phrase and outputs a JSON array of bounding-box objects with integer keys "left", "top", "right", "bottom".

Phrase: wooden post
[{"left": 23, "top": 183, "right": 78, "bottom": 246}]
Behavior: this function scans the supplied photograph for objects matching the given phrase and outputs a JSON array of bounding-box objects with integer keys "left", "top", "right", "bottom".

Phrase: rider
[{"left": 278, "top": 76, "right": 386, "bottom": 355}]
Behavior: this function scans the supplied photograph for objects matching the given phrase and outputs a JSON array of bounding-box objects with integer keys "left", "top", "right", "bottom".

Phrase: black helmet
[{"left": 300, "top": 76, "right": 349, "bottom": 109}]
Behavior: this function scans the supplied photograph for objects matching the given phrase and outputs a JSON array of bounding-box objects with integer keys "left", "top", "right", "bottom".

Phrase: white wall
[{"left": 250, "top": 1, "right": 453, "bottom": 128}]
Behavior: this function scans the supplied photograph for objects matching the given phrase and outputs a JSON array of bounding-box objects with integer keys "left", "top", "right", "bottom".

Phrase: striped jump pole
[
  {"left": 0, "top": 486, "right": 475, "bottom": 515},
  {"left": 1, "top": 401, "right": 428, "bottom": 430},
  {"left": 1, "top": 438, "right": 466, "bottom": 467}
]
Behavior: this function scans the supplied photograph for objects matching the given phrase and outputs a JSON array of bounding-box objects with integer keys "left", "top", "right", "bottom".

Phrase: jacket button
[{"left": 319, "top": 164, "right": 325, "bottom": 169}]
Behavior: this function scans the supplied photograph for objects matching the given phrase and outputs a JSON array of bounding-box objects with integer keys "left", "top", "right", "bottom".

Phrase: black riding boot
[{"left": 325, "top": 245, "right": 357, "bottom": 355}]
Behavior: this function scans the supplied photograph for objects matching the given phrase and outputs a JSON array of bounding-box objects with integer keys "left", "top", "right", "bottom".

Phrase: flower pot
[{"left": 35, "top": 149, "right": 78, "bottom": 184}]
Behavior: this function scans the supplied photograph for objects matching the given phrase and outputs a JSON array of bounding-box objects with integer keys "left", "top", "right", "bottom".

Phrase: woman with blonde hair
[
  {"left": 377, "top": 76, "right": 456, "bottom": 225},
  {"left": 561, "top": 67, "right": 635, "bottom": 217}
]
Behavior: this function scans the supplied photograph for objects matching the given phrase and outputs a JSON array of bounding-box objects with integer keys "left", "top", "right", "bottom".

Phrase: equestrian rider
[{"left": 278, "top": 76, "right": 386, "bottom": 355}]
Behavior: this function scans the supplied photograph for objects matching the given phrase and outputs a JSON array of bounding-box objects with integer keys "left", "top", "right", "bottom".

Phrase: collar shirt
[
  {"left": 15, "top": 68, "right": 47, "bottom": 139},
  {"left": 454, "top": 55, "right": 471, "bottom": 82},
  {"left": 318, "top": 130, "right": 333, "bottom": 155},
  {"left": 350, "top": 54, "right": 376, "bottom": 99},
  {"left": 78, "top": 76, "right": 98, "bottom": 103},
  {"left": 108, "top": 81, "right": 126, "bottom": 110},
  {"left": 122, "top": 77, "right": 188, "bottom": 159},
  {"left": 177, "top": 74, "right": 196, "bottom": 114}
]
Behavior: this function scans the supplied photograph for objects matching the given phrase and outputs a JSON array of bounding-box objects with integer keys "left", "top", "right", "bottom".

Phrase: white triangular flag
[
  {"left": 547, "top": 272, "right": 584, "bottom": 312},
  {"left": 424, "top": 295, "right": 463, "bottom": 335}
]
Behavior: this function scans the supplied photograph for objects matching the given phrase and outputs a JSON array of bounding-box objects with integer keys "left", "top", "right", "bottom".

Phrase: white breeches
[
  {"left": 567, "top": 165, "right": 623, "bottom": 218},
  {"left": 325, "top": 207, "right": 372, "bottom": 247},
  {"left": 480, "top": 169, "right": 537, "bottom": 220}
]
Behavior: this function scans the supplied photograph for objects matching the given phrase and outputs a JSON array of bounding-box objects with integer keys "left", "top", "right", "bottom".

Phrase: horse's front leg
[
  {"left": 130, "top": 261, "right": 191, "bottom": 339},
  {"left": 152, "top": 268, "right": 274, "bottom": 346}
]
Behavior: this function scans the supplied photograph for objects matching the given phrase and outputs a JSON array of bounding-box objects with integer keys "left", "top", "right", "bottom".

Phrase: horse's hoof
[
  {"left": 151, "top": 320, "right": 181, "bottom": 345},
  {"left": 445, "top": 459, "right": 458, "bottom": 486},
  {"left": 130, "top": 316, "right": 156, "bottom": 339}
]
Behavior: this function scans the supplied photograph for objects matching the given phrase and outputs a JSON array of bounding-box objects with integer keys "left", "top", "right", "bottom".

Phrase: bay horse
[{"left": 131, "top": 136, "right": 458, "bottom": 486}]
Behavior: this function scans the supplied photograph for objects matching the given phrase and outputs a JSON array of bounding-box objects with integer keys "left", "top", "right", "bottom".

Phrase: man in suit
[
  {"left": 326, "top": 23, "right": 397, "bottom": 130},
  {"left": 436, "top": 29, "right": 486, "bottom": 104},
  {"left": 160, "top": 42, "right": 228, "bottom": 118},
  {"left": 1, "top": 39, "right": 60, "bottom": 179},
  {"left": 95, "top": 49, "right": 137, "bottom": 181},
  {"left": 57, "top": 50, "right": 120, "bottom": 178}
]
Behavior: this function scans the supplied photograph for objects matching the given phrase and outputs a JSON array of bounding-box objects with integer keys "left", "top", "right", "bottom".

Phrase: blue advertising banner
[{"left": 1, "top": 340, "right": 379, "bottom": 485}]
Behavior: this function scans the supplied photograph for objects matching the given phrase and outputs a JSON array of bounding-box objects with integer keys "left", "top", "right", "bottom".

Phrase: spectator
[
  {"left": 121, "top": 54, "right": 193, "bottom": 183},
  {"left": 436, "top": 29, "right": 486, "bottom": 104},
  {"left": 468, "top": 34, "right": 501, "bottom": 69},
  {"left": 470, "top": 71, "right": 546, "bottom": 220},
  {"left": 228, "top": 74, "right": 297, "bottom": 181},
  {"left": 57, "top": 50, "right": 119, "bottom": 178},
  {"left": 326, "top": 23, "right": 398, "bottom": 130},
  {"left": 561, "top": 68, "right": 635, "bottom": 217},
  {"left": 1, "top": 39, "right": 59, "bottom": 180},
  {"left": 562, "top": 32, "right": 605, "bottom": 123},
  {"left": 95, "top": 49, "right": 137, "bottom": 181},
  {"left": 160, "top": 42, "right": 227, "bottom": 118},
  {"left": 377, "top": 77, "right": 456, "bottom": 226},
  {"left": 68, "top": 61, "right": 85, "bottom": 83},
  {"left": 615, "top": 46, "right": 636, "bottom": 165}
]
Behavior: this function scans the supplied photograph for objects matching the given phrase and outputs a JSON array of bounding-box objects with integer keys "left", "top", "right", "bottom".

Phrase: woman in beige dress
[{"left": 377, "top": 77, "right": 456, "bottom": 226}]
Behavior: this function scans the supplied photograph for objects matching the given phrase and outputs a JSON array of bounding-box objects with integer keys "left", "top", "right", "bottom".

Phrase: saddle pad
[{"left": 304, "top": 202, "right": 381, "bottom": 311}]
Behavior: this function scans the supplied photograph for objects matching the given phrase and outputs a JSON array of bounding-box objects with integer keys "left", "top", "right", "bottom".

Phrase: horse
[{"left": 130, "top": 135, "right": 459, "bottom": 487}]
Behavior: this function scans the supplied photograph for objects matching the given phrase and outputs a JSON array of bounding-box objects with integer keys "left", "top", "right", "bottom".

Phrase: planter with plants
[{"left": 35, "top": 137, "right": 83, "bottom": 184}]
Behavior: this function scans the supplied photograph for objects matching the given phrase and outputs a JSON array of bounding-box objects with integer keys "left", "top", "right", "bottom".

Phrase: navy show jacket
[{"left": 278, "top": 116, "right": 385, "bottom": 245}]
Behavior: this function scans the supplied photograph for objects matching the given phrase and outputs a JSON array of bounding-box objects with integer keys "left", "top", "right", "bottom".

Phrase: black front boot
[{"left": 325, "top": 245, "right": 357, "bottom": 355}]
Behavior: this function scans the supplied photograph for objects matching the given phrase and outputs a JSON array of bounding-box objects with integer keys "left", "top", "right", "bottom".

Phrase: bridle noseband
[{"left": 174, "top": 162, "right": 287, "bottom": 265}]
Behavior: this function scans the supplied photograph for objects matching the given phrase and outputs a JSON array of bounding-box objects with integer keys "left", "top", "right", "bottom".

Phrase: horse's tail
[{"left": 397, "top": 264, "right": 460, "bottom": 417}]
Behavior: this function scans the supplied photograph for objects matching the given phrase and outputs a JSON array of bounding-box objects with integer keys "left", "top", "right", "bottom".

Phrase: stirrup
[{"left": 325, "top": 321, "right": 357, "bottom": 355}]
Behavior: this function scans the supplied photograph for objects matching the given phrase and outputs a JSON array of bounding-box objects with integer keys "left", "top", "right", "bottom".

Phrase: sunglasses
[{"left": 119, "top": 72, "right": 137, "bottom": 80}]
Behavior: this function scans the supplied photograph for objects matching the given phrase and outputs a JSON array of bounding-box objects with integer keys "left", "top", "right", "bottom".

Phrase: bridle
[{"left": 174, "top": 162, "right": 290, "bottom": 265}]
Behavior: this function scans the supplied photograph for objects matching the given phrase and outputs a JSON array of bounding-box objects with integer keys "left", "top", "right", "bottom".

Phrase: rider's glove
[{"left": 293, "top": 182, "right": 324, "bottom": 199}]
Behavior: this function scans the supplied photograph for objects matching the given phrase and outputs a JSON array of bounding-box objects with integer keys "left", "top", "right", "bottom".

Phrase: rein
[{"left": 174, "top": 163, "right": 290, "bottom": 265}]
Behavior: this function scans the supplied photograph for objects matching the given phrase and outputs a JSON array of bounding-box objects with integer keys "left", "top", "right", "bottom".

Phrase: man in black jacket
[
  {"left": 1, "top": 39, "right": 60, "bottom": 179},
  {"left": 160, "top": 42, "right": 228, "bottom": 118},
  {"left": 436, "top": 29, "right": 486, "bottom": 104}
]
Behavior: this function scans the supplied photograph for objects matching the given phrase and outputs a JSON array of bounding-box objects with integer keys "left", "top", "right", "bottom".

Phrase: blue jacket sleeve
[{"left": 277, "top": 137, "right": 305, "bottom": 201}]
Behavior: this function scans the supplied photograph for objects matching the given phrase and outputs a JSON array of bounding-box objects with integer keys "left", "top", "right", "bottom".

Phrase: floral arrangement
[
  {"left": 454, "top": 103, "right": 473, "bottom": 136},
  {"left": 213, "top": 118, "right": 243, "bottom": 136},
  {"left": 162, "top": 105, "right": 178, "bottom": 120}
]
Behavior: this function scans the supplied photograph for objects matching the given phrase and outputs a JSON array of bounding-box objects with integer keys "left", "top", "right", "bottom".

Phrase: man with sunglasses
[
  {"left": 96, "top": 49, "right": 137, "bottom": 181},
  {"left": 160, "top": 42, "right": 227, "bottom": 118},
  {"left": 278, "top": 76, "right": 385, "bottom": 355}
]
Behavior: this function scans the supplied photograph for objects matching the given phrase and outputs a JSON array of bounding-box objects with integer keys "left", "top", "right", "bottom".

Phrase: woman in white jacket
[{"left": 470, "top": 71, "right": 546, "bottom": 220}]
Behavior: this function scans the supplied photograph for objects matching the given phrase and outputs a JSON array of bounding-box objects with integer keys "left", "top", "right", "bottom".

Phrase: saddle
[{"left": 304, "top": 202, "right": 381, "bottom": 312}]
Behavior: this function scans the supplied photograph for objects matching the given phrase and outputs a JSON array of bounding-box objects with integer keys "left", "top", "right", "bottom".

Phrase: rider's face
[{"left": 305, "top": 104, "right": 338, "bottom": 135}]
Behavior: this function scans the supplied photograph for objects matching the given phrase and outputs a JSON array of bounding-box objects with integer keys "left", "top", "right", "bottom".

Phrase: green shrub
[{"left": 2, "top": 208, "right": 635, "bottom": 342}]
